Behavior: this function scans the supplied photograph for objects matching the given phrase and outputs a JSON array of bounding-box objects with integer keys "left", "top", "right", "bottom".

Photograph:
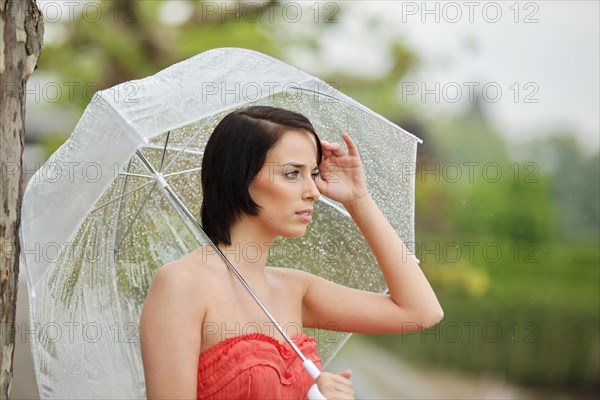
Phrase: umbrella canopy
[{"left": 21, "top": 48, "right": 422, "bottom": 398}]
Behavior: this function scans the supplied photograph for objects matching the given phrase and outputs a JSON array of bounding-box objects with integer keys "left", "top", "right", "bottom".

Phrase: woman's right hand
[{"left": 312, "top": 370, "right": 355, "bottom": 399}]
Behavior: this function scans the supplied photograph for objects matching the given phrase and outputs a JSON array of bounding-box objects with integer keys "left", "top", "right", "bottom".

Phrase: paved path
[{"left": 327, "top": 335, "right": 541, "bottom": 399}]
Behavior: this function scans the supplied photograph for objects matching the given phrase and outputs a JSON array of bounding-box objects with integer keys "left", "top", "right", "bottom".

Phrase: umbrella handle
[
  {"left": 303, "top": 359, "right": 327, "bottom": 400},
  {"left": 307, "top": 384, "right": 326, "bottom": 400}
]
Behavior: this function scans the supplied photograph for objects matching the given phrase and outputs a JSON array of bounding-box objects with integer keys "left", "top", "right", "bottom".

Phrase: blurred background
[{"left": 13, "top": 0, "right": 599, "bottom": 399}]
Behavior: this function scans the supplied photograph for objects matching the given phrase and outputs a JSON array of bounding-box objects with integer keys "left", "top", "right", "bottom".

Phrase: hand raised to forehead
[{"left": 316, "top": 132, "right": 369, "bottom": 205}]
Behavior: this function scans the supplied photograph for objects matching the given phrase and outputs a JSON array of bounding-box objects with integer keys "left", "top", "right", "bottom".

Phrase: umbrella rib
[
  {"left": 159, "top": 130, "right": 171, "bottom": 172},
  {"left": 318, "top": 196, "right": 352, "bottom": 218},
  {"left": 89, "top": 180, "right": 155, "bottom": 214},
  {"left": 114, "top": 181, "right": 159, "bottom": 254},
  {"left": 162, "top": 119, "right": 210, "bottom": 174},
  {"left": 118, "top": 172, "right": 154, "bottom": 179},
  {"left": 140, "top": 144, "right": 203, "bottom": 155},
  {"left": 162, "top": 167, "right": 202, "bottom": 178},
  {"left": 113, "top": 159, "right": 134, "bottom": 251}
]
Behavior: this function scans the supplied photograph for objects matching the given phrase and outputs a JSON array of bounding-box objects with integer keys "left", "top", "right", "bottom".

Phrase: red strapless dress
[{"left": 197, "top": 333, "right": 321, "bottom": 399}]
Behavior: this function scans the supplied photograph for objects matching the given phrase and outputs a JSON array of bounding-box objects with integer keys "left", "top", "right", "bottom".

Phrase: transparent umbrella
[{"left": 20, "top": 48, "right": 422, "bottom": 399}]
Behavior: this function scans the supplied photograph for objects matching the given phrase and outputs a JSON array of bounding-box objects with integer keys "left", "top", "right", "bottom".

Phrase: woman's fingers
[
  {"left": 337, "top": 369, "right": 352, "bottom": 379},
  {"left": 340, "top": 132, "right": 359, "bottom": 157},
  {"left": 321, "top": 133, "right": 360, "bottom": 158},
  {"left": 322, "top": 142, "right": 346, "bottom": 157},
  {"left": 315, "top": 370, "right": 355, "bottom": 400}
]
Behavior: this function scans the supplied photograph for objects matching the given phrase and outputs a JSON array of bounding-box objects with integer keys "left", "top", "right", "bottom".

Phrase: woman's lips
[{"left": 295, "top": 210, "right": 312, "bottom": 222}]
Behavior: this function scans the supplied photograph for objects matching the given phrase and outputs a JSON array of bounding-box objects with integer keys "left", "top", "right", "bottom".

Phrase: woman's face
[{"left": 248, "top": 130, "right": 321, "bottom": 239}]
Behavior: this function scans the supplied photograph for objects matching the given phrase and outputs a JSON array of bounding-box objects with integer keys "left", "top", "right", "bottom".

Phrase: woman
[{"left": 140, "top": 106, "right": 443, "bottom": 399}]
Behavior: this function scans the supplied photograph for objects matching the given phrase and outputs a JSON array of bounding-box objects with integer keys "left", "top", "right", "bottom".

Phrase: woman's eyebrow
[{"left": 282, "top": 162, "right": 319, "bottom": 169}]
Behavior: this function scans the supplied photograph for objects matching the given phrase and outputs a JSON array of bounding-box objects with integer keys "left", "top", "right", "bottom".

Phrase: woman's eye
[
  {"left": 311, "top": 171, "right": 320, "bottom": 180},
  {"left": 284, "top": 171, "right": 300, "bottom": 180}
]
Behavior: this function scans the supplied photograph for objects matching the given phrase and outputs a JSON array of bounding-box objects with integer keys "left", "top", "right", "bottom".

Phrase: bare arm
[
  {"left": 140, "top": 264, "right": 205, "bottom": 399},
  {"left": 303, "top": 133, "right": 443, "bottom": 333}
]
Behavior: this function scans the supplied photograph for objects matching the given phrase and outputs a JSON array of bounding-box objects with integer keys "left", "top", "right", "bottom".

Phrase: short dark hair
[{"left": 201, "top": 105, "right": 322, "bottom": 246}]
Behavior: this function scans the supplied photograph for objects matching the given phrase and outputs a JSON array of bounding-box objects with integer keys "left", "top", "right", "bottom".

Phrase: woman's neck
[{"left": 217, "top": 218, "right": 275, "bottom": 278}]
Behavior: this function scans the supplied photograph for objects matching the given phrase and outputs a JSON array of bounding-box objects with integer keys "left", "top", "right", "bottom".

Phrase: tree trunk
[{"left": 0, "top": 1, "right": 43, "bottom": 398}]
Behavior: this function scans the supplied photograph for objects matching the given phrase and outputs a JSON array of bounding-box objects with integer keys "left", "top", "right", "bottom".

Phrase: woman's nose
[{"left": 303, "top": 175, "right": 320, "bottom": 201}]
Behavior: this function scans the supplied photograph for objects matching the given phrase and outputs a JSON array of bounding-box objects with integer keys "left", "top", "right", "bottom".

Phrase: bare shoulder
[
  {"left": 152, "top": 259, "right": 206, "bottom": 295},
  {"left": 142, "top": 250, "right": 222, "bottom": 323},
  {"left": 266, "top": 266, "right": 314, "bottom": 293},
  {"left": 268, "top": 267, "right": 323, "bottom": 282}
]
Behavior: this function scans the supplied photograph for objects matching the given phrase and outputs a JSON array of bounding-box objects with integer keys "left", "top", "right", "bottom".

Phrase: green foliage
[
  {"left": 523, "top": 133, "right": 600, "bottom": 240},
  {"left": 426, "top": 101, "right": 511, "bottom": 164},
  {"left": 450, "top": 175, "right": 558, "bottom": 242}
]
